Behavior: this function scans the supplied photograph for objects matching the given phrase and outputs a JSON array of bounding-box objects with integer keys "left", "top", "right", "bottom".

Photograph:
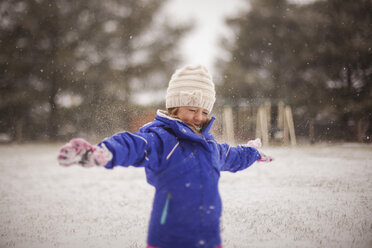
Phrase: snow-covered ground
[{"left": 0, "top": 143, "right": 371, "bottom": 248}]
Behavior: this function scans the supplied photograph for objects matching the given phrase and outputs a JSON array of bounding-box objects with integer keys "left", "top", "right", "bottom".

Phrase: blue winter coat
[{"left": 99, "top": 110, "right": 260, "bottom": 248}]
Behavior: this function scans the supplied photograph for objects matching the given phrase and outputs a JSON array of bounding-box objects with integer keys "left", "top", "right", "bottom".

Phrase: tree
[
  {"left": 0, "top": 0, "right": 192, "bottom": 141},
  {"left": 306, "top": 0, "right": 372, "bottom": 140},
  {"left": 217, "top": 0, "right": 308, "bottom": 103},
  {"left": 217, "top": 0, "right": 372, "bottom": 141}
]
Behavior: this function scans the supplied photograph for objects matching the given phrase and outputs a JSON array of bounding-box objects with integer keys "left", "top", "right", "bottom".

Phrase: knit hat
[{"left": 166, "top": 65, "right": 216, "bottom": 113}]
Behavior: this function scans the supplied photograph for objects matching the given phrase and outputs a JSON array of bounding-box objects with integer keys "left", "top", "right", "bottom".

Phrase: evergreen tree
[
  {"left": 307, "top": 0, "right": 372, "bottom": 140},
  {"left": 0, "top": 0, "right": 191, "bottom": 141},
  {"left": 217, "top": 0, "right": 372, "bottom": 141}
]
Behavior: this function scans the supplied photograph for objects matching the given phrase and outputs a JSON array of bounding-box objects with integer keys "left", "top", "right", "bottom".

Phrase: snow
[{"left": 0, "top": 143, "right": 371, "bottom": 248}]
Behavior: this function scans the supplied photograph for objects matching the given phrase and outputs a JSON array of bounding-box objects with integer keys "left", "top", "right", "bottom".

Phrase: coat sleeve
[
  {"left": 98, "top": 131, "right": 161, "bottom": 169},
  {"left": 217, "top": 143, "right": 261, "bottom": 172}
]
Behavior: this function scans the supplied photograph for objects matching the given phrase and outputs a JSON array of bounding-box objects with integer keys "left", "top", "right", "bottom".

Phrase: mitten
[
  {"left": 257, "top": 152, "right": 273, "bottom": 162},
  {"left": 247, "top": 138, "right": 262, "bottom": 149},
  {"left": 58, "top": 138, "right": 112, "bottom": 167},
  {"left": 246, "top": 138, "right": 274, "bottom": 163}
]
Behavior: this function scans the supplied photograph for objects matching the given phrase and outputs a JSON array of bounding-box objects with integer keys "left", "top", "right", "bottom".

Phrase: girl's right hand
[{"left": 58, "top": 138, "right": 112, "bottom": 167}]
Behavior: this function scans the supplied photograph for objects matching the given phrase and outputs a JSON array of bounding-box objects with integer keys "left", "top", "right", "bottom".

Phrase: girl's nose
[{"left": 194, "top": 112, "right": 203, "bottom": 122}]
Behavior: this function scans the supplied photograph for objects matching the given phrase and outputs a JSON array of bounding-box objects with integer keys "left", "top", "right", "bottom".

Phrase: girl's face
[{"left": 177, "top": 106, "right": 209, "bottom": 129}]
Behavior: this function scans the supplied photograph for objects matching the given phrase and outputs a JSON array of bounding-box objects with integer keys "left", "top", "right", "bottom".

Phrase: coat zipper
[{"left": 160, "top": 193, "right": 172, "bottom": 225}]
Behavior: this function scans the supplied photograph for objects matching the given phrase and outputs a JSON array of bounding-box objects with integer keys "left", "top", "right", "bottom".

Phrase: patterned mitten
[
  {"left": 246, "top": 138, "right": 274, "bottom": 163},
  {"left": 58, "top": 138, "right": 112, "bottom": 167}
]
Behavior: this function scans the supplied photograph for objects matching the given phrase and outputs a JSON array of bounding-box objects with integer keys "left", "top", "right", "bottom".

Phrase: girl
[{"left": 58, "top": 65, "right": 273, "bottom": 248}]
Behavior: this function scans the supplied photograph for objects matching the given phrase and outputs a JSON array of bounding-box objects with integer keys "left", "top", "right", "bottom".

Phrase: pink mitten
[
  {"left": 246, "top": 138, "right": 274, "bottom": 163},
  {"left": 58, "top": 138, "right": 90, "bottom": 167},
  {"left": 58, "top": 138, "right": 112, "bottom": 167},
  {"left": 247, "top": 138, "right": 262, "bottom": 149},
  {"left": 258, "top": 152, "right": 274, "bottom": 162},
  {"left": 81, "top": 145, "right": 113, "bottom": 167}
]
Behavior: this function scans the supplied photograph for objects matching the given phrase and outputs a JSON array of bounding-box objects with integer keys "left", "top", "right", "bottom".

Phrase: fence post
[
  {"left": 285, "top": 106, "right": 296, "bottom": 146},
  {"left": 256, "top": 106, "right": 269, "bottom": 146},
  {"left": 223, "top": 106, "right": 235, "bottom": 144},
  {"left": 277, "top": 101, "right": 284, "bottom": 130}
]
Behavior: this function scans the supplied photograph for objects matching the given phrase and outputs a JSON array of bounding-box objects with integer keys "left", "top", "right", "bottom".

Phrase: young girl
[{"left": 58, "top": 65, "right": 273, "bottom": 248}]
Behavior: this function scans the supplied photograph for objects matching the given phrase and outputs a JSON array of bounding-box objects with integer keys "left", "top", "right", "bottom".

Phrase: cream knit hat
[{"left": 166, "top": 65, "right": 216, "bottom": 113}]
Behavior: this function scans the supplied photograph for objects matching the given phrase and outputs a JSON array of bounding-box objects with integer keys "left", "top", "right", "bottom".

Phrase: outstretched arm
[
  {"left": 98, "top": 131, "right": 154, "bottom": 169},
  {"left": 218, "top": 138, "right": 273, "bottom": 172},
  {"left": 58, "top": 130, "right": 160, "bottom": 169}
]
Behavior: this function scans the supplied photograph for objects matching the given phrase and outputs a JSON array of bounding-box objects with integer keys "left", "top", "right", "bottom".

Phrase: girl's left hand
[
  {"left": 258, "top": 152, "right": 274, "bottom": 162},
  {"left": 246, "top": 138, "right": 274, "bottom": 163}
]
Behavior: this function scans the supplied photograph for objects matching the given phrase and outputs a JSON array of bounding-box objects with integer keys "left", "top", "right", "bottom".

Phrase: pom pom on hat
[{"left": 166, "top": 65, "right": 216, "bottom": 113}]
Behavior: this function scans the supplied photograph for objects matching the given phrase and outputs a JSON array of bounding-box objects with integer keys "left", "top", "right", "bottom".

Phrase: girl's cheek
[{"left": 180, "top": 115, "right": 192, "bottom": 123}]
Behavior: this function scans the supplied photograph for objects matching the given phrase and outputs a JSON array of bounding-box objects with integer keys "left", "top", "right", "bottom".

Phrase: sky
[
  {"left": 161, "top": 0, "right": 248, "bottom": 74},
  {"left": 161, "top": 0, "right": 315, "bottom": 74}
]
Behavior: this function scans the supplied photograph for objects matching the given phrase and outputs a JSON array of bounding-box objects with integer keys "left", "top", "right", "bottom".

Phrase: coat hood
[{"left": 140, "top": 110, "right": 215, "bottom": 142}]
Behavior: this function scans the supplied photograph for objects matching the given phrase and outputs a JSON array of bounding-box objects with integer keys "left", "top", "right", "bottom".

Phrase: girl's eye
[
  {"left": 189, "top": 109, "right": 196, "bottom": 112},
  {"left": 203, "top": 112, "right": 208, "bottom": 115}
]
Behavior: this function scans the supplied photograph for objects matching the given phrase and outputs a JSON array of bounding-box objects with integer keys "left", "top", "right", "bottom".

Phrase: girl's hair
[
  {"left": 167, "top": 107, "right": 179, "bottom": 118},
  {"left": 167, "top": 107, "right": 211, "bottom": 134}
]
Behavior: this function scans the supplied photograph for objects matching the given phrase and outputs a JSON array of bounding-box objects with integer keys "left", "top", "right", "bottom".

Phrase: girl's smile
[{"left": 176, "top": 106, "right": 209, "bottom": 130}]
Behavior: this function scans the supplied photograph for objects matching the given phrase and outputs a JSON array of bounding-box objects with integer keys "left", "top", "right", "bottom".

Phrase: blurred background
[{"left": 0, "top": 0, "right": 371, "bottom": 144}]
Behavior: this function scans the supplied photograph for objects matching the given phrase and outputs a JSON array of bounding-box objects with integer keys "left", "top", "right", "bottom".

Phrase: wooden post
[
  {"left": 261, "top": 107, "right": 269, "bottom": 146},
  {"left": 223, "top": 106, "right": 235, "bottom": 144},
  {"left": 285, "top": 106, "right": 296, "bottom": 146},
  {"left": 238, "top": 105, "right": 251, "bottom": 141},
  {"left": 256, "top": 106, "right": 269, "bottom": 146},
  {"left": 277, "top": 101, "right": 285, "bottom": 129},
  {"left": 264, "top": 101, "right": 271, "bottom": 133},
  {"left": 283, "top": 113, "right": 289, "bottom": 145},
  {"left": 245, "top": 105, "right": 251, "bottom": 138},
  {"left": 256, "top": 108, "right": 261, "bottom": 142}
]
